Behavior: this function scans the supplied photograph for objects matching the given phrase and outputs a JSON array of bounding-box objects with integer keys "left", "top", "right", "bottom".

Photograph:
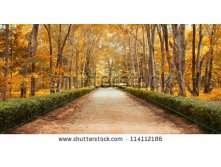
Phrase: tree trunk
[
  {"left": 204, "top": 24, "right": 216, "bottom": 93},
  {"left": 134, "top": 25, "right": 140, "bottom": 87},
  {"left": 56, "top": 24, "right": 62, "bottom": 92},
  {"left": 20, "top": 67, "right": 27, "bottom": 98},
  {"left": 162, "top": 25, "right": 174, "bottom": 94},
  {"left": 129, "top": 37, "right": 135, "bottom": 87},
  {"left": 192, "top": 24, "right": 197, "bottom": 95},
  {"left": 157, "top": 25, "right": 165, "bottom": 92},
  {"left": 2, "top": 24, "right": 9, "bottom": 101},
  {"left": 10, "top": 31, "right": 13, "bottom": 98},
  {"left": 75, "top": 49, "right": 79, "bottom": 89},
  {"left": 146, "top": 24, "right": 156, "bottom": 91},
  {"left": 44, "top": 24, "right": 54, "bottom": 94},
  {"left": 56, "top": 24, "right": 72, "bottom": 92},
  {"left": 30, "top": 24, "right": 39, "bottom": 96},
  {"left": 94, "top": 62, "right": 97, "bottom": 87},
  {"left": 108, "top": 59, "right": 112, "bottom": 86},
  {"left": 195, "top": 24, "right": 203, "bottom": 96},
  {"left": 172, "top": 24, "right": 186, "bottom": 96},
  {"left": 142, "top": 25, "right": 147, "bottom": 88}
]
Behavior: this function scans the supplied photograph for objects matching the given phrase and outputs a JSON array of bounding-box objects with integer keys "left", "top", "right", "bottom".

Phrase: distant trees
[{"left": 124, "top": 24, "right": 221, "bottom": 97}]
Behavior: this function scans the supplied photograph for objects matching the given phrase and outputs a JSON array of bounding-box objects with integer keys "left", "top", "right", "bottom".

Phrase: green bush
[
  {"left": 0, "top": 87, "right": 95, "bottom": 133},
  {"left": 122, "top": 87, "right": 221, "bottom": 133}
]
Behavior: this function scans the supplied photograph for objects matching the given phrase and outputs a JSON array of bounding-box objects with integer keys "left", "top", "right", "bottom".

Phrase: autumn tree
[
  {"left": 30, "top": 24, "right": 39, "bottom": 96},
  {"left": 1, "top": 24, "right": 221, "bottom": 101},
  {"left": 162, "top": 24, "right": 174, "bottom": 94},
  {"left": 157, "top": 24, "right": 165, "bottom": 92},
  {"left": 172, "top": 24, "right": 186, "bottom": 96},
  {"left": 146, "top": 24, "right": 156, "bottom": 91},
  {"left": 1, "top": 24, "right": 9, "bottom": 101},
  {"left": 187, "top": 24, "right": 204, "bottom": 96},
  {"left": 204, "top": 24, "right": 217, "bottom": 93},
  {"left": 20, "top": 24, "right": 39, "bottom": 97},
  {"left": 56, "top": 24, "right": 72, "bottom": 92},
  {"left": 44, "top": 24, "right": 54, "bottom": 93}
]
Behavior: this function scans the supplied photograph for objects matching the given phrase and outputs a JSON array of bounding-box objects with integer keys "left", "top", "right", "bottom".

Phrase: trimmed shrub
[
  {"left": 122, "top": 87, "right": 221, "bottom": 133},
  {"left": 0, "top": 87, "right": 95, "bottom": 133}
]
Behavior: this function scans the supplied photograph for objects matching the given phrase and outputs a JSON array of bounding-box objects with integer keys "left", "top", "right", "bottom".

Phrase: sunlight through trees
[{"left": 0, "top": 24, "right": 221, "bottom": 101}]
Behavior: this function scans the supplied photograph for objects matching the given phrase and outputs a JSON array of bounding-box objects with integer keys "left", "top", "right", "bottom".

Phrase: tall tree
[
  {"left": 172, "top": 24, "right": 186, "bottom": 96},
  {"left": 204, "top": 24, "right": 217, "bottom": 93},
  {"left": 192, "top": 24, "right": 197, "bottom": 95},
  {"left": 134, "top": 25, "right": 140, "bottom": 87},
  {"left": 56, "top": 24, "right": 72, "bottom": 92},
  {"left": 128, "top": 37, "right": 135, "bottom": 87},
  {"left": 30, "top": 24, "right": 39, "bottom": 96},
  {"left": 162, "top": 24, "right": 174, "bottom": 94},
  {"left": 146, "top": 24, "right": 156, "bottom": 91},
  {"left": 44, "top": 24, "right": 54, "bottom": 93},
  {"left": 2, "top": 24, "right": 9, "bottom": 101},
  {"left": 157, "top": 25, "right": 165, "bottom": 92},
  {"left": 188, "top": 24, "right": 204, "bottom": 96},
  {"left": 20, "top": 24, "right": 39, "bottom": 98},
  {"left": 142, "top": 25, "right": 147, "bottom": 88},
  {"left": 75, "top": 49, "right": 79, "bottom": 89},
  {"left": 195, "top": 24, "right": 204, "bottom": 95}
]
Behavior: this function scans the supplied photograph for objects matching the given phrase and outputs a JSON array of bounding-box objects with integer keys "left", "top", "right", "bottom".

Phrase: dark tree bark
[
  {"left": 93, "top": 61, "right": 97, "bottom": 87},
  {"left": 146, "top": 24, "right": 156, "bottom": 91},
  {"left": 162, "top": 24, "right": 174, "bottom": 94},
  {"left": 9, "top": 29, "right": 13, "bottom": 98},
  {"left": 2, "top": 24, "right": 9, "bottom": 101},
  {"left": 30, "top": 24, "right": 39, "bottom": 96},
  {"left": 195, "top": 24, "right": 203, "bottom": 96},
  {"left": 192, "top": 24, "right": 197, "bottom": 95},
  {"left": 186, "top": 24, "right": 204, "bottom": 96},
  {"left": 204, "top": 24, "right": 217, "bottom": 93}
]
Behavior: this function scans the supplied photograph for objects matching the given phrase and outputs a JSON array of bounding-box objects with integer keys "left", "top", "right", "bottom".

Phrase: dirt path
[{"left": 9, "top": 88, "right": 204, "bottom": 134}]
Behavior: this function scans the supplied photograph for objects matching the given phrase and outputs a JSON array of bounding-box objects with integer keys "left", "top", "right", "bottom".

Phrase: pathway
[{"left": 9, "top": 88, "right": 204, "bottom": 134}]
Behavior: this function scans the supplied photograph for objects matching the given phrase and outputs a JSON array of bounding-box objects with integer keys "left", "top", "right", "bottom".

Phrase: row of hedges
[
  {"left": 120, "top": 87, "right": 221, "bottom": 133},
  {"left": 0, "top": 87, "right": 95, "bottom": 133}
]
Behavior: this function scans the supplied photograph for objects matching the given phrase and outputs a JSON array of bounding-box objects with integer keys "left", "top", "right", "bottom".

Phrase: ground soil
[{"left": 9, "top": 88, "right": 204, "bottom": 134}]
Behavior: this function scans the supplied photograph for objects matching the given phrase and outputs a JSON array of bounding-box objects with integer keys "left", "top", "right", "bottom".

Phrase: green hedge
[
  {"left": 121, "top": 87, "right": 221, "bottom": 133},
  {"left": 0, "top": 87, "right": 95, "bottom": 133}
]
